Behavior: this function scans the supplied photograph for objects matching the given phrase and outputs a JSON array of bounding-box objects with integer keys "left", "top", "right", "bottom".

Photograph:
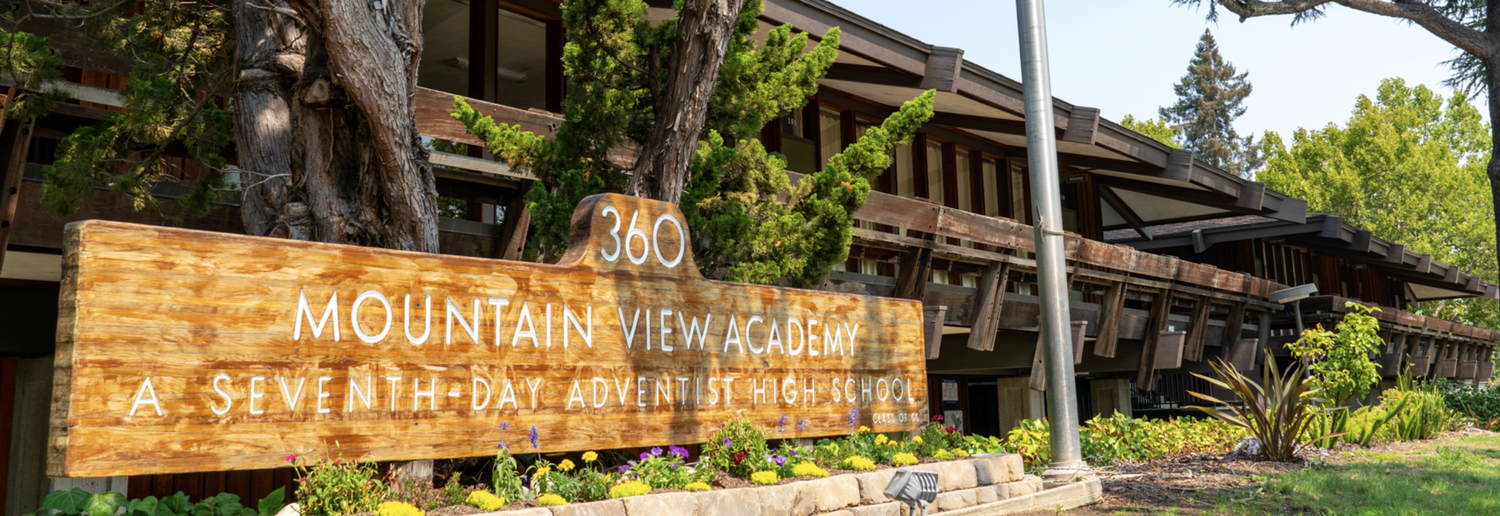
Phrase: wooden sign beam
[{"left": 49, "top": 194, "right": 928, "bottom": 477}]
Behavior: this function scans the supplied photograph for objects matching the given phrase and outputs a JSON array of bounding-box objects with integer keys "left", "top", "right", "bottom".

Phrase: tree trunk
[
  {"left": 234, "top": 0, "right": 439, "bottom": 253},
  {"left": 625, "top": 0, "right": 745, "bottom": 204},
  {"left": 1488, "top": 59, "right": 1500, "bottom": 276}
]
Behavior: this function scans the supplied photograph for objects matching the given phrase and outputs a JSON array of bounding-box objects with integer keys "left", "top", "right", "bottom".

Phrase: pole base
[{"left": 1040, "top": 461, "right": 1092, "bottom": 484}]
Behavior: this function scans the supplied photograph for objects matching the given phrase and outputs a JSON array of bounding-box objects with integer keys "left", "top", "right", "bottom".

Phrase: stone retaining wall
[{"left": 477, "top": 453, "right": 1075, "bottom": 516}]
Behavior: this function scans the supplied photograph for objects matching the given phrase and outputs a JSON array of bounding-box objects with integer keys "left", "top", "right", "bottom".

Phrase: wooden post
[
  {"left": 1219, "top": 301, "right": 1246, "bottom": 358},
  {"left": 0, "top": 118, "right": 35, "bottom": 274},
  {"left": 495, "top": 188, "right": 531, "bottom": 260},
  {"left": 1092, "top": 281, "right": 1126, "bottom": 358},
  {"left": 924, "top": 305, "right": 948, "bottom": 360},
  {"left": 965, "top": 262, "right": 1010, "bottom": 351},
  {"left": 1137, "top": 289, "right": 1174, "bottom": 391},
  {"left": 1183, "top": 296, "right": 1211, "bottom": 362},
  {"left": 1381, "top": 332, "right": 1408, "bottom": 377},
  {"left": 894, "top": 244, "right": 934, "bottom": 300},
  {"left": 1255, "top": 309, "right": 1272, "bottom": 366}
]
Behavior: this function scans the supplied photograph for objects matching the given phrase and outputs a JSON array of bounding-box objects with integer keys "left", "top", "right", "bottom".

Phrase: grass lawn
[{"left": 1087, "top": 433, "right": 1500, "bottom": 515}]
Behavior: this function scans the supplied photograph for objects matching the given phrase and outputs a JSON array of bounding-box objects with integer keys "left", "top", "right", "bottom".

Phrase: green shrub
[
  {"left": 25, "top": 489, "right": 285, "bottom": 516},
  {"left": 618, "top": 446, "right": 711, "bottom": 489},
  {"left": 703, "top": 414, "right": 772, "bottom": 478},
  {"left": 1436, "top": 379, "right": 1500, "bottom": 425}
]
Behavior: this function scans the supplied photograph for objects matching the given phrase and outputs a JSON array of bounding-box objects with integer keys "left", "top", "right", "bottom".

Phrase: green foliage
[
  {"left": 1436, "top": 378, "right": 1500, "bottom": 426},
  {"left": 618, "top": 446, "right": 711, "bottom": 490},
  {"left": 1382, "top": 367, "right": 1453, "bottom": 441},
  {"left": 1119, "top": 115, "right": 1181, "bottom": 149},
  {"left": 1191, "top": 352, "right": 1332, "bottom": 461},
  {"left": 1159, "top": 29, "right": 1261, "bottom": 178},
  {"left": 1260, "top": 79, "right": 1497, "bottom": 329},
  {"left": 454, "top": 0, "right": 933, "bottom": 288},
  {"left": 1285, "top": 302, "right": 1384, "bottom": 404},
  {"left": 0, "top": 30, "right": 68, "bottom": 121},
  {"left": 24, "top": 0, "right": 237, "bottom": 220},
  {"left": 289, "top": 453, "right": 387, "bottom": 516},
  {"left": 912, "top": 415, "right": 966, "bottom": 457},
  {"left": 24, "top": 489, "right": 284, "bottom": 516},
  {"left": 702, "top": 413, "right": 772, "bottom": 478},
  {"left": 991, "top": 415, "right": 1241, "bottom": 467}
]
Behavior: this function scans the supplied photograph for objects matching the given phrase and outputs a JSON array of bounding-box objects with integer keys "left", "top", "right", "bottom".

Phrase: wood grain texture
[{"left": 51, "top": 194, "right": 927, "bottom": 477}]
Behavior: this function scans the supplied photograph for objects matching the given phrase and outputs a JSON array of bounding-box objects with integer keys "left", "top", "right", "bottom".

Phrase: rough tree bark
[
  {"left": 234, "top": 0, "right": 439, "bottom": 252},
  {"left": 625, "top": 0, "right": 746, "bottom": 204},
  {"left": 1190, "top": 0, "right": 1500, "bottom": 273}
]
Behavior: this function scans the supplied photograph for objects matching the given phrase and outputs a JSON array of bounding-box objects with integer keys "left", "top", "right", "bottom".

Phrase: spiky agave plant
[{"left": 1188, "top": 351, "right": 1336, "bottom": 461}]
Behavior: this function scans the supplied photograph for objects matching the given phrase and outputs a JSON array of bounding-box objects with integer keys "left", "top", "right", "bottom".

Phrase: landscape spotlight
[
  {"left": 1270, "top": 283, "right": 1318, "bottom": 334},
  {"left": 883, "top": 468, "right": 939, "bottom": 515}
]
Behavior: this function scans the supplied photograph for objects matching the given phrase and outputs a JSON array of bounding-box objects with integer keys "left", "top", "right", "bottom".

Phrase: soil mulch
[{"left": 1074, "top": 431, "right": 1478, "bottom": 514}]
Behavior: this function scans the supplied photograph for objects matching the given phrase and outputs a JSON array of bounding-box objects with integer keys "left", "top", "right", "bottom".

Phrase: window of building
[
  {"left": 982, "top": 158, "right": 999, "bottom": 217},
  {"left": 819, "top": 108, "right": 842, "bottom": 170},
  {"left": 781, "top": 107, "right": 818, "bottom": 173}
]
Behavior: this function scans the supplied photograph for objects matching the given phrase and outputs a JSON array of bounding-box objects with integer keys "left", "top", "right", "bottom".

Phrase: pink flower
[
  {"left": 332, "top": 460, "right": 342, "bottom": 465},
  {"left": 297, "top": 477, "right": 306, "bottom": 482},
  {"left": 285, "top": 454, "right": 299, "bottom": 462}
]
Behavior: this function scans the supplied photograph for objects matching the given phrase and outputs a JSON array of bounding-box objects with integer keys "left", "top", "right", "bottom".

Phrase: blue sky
[{"left": 835, "top": 0, "right": 1472, "bottom": 139}]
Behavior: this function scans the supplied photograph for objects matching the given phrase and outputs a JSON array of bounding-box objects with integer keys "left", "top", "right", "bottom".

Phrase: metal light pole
[{"left": 1015, "top": 0, "right": 1086, "bottom": 478}]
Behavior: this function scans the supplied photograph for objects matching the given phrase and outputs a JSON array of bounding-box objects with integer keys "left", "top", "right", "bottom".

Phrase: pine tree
[
  {"left": 453, "top": 0, "right": 934, "bottom": 288},
  {"left": 1159, "top": 29, "right": 1260, "bottom": 178}
]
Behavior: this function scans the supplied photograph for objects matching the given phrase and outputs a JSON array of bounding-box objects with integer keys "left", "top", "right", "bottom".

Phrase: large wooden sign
[{"left": 49, "top": 194, "right": 927, "bottom": 477}]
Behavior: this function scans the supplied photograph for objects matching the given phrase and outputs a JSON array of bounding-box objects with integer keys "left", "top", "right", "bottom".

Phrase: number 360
[{"left": 600, "top": 205, "right": 686, "bottom": 268}]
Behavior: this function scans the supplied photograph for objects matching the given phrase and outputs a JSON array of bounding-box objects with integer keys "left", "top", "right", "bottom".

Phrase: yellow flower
[
  {"left": 375, "top": 502, "right": 423, "bottom": 516},
  {"left": 933, "top": 449, "right": 955, "bottom": 460},
  {"left": 684, "top": 482, "right": 712, "bottom": 492},
  {"left": 843, "top": 456, "right": 876, "bottom": 471},
  {"left": 892, "top": 453, "right": 918, "bottom": 466},
  {"left": 609, "top": 481, "right": 652, "bottom": 499},
  {"left": 953, "top": 449, "right": 970, "bottom": 458},
  {"left": 582, "top": 451, "right": 599, "bottom": 463},
  {"left": 875, "top": 434, "right": 889, "bottom": 445},
  {"left": 534, "top": 466, "right": 552, "bottom": 477},
  {"left": 912, "top": 436, "right": 924, "bottom": 444},
  {"left": 464, "top": 491, "right": 505, "bottom": 511},
  {"left": 751, "top": 471, "right": 780, "bottom": 485},
  {"left": 558, "top": 459, "right": 575, "bottom": 472},
  {"left": 537, "top": 494, "right": 568, "bottom": 506},
  {"left": 791, "top": 462, "right": 829, "bottom": 478},
  {"left": 858, "top": 425, "right": 871, "bottom": 433}
]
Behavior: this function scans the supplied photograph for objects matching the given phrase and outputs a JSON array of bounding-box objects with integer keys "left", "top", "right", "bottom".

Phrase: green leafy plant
[
  {"left": 1190, "top": 352, "right": 1334, "bottom": 461},
  {"left": 702, "top": 413, "right": 772, "bottom": 478},
  {"left": 25, "top": 489, "right": 284, "bottom": 516},
  {"left": 288, "top": 451, "right": 386, "bottom": 516},
  {"left": 1381, "top": 365, "right": 1453, "bottom": 441},
  {"left": 1285, "top": 302, "right": 1384, "bottom": 405},
  {"left": 618, "top": 446, "right": 710, "bottom": 490}
]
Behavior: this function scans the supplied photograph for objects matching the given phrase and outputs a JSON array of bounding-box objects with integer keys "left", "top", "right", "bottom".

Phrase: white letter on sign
[
  {"left": 130, "top": 377, "right": 163, "bottom": 417},
  {"left": 295, "top": 289, "right": 339, "bottom": 341}
]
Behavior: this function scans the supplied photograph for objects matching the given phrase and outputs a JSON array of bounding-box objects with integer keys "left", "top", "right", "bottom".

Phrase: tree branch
[{"left": 1208, "top": 0, "right": 1493, "bottom": 60}]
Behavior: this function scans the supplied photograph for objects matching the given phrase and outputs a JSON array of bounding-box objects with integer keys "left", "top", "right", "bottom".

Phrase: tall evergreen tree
[
  {"left": 1160, "top": 29, "right": 1261, "bottom": 178},
  {"left": 453, "top": 0, "right": 934, "bottom": 288}
]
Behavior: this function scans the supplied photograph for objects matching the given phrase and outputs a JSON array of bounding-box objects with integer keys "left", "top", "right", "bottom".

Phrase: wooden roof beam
[
  {"left": 919, "top": 47, "right": 964, "bottom": 93},
  {"left": 1098, "top": 185, "right": 1153, "bottom": 241}
]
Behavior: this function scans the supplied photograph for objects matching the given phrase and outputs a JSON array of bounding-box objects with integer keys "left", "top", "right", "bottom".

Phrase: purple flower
[
  {"left": 777, "top": 413, "right": 788, "bottom": 433},
  {"left": 528, "top": 425, "right": 539, "bottom": 449},
  {"left": 796, "top": 417, "right": 808, "bottom": 432},
  {"left": 497, "top": 442, "right": 510, "bottom": 451},
  {"left": 669, "top": 445, "right": 690, "bottom": 459},
  {"left": 847, "top": 406, "right": 861, "bottom": 431},
  {"left": 650, "top": 447, "right": 663, "bottom": 457},
  {"left": 640, "top": 452, "right": 651, "bottom": 461},
  {"left": 790, "top": 450, "right": 798, "bottom": 456},
  {"left": 618, "top": 464, "right": 631, "bottom": 474},
  {"left": 721, "top": 438, "right": 733, "bottom": 447},
  {"left": 670, "top": 463, "right": 679, "bottom": 470},
  {"left": 500, "top": 421, "right": 511, "bottom": 430},
  {"left": 774, "top": 456, "right": 786, "bottom": 466}
]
